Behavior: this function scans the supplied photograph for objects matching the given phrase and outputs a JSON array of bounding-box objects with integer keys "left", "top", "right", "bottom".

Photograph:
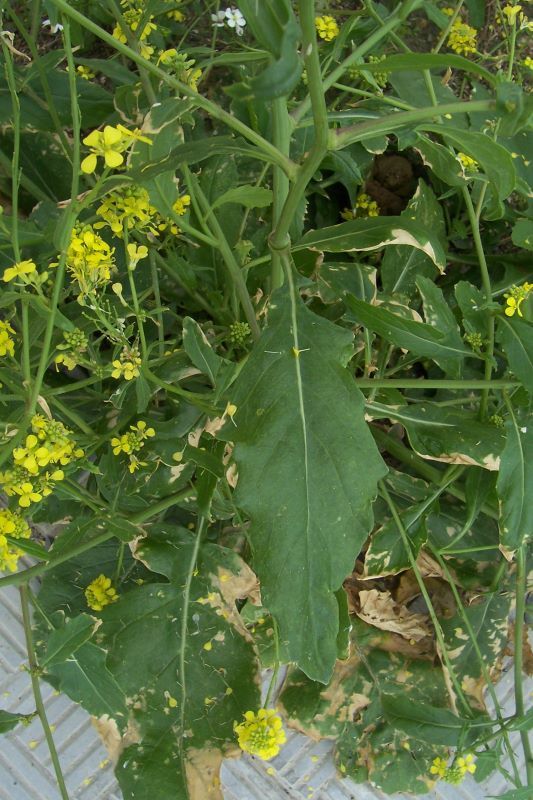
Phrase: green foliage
[{"left": 0, "top": 0, "right": 531, "bottom": 797}]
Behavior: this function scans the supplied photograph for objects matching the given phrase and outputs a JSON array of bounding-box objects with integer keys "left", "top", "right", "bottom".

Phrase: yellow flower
[
  {"left": 456, "top": 754, "right": 476, "bottom": 775},
  {"left": 111, "top": 348, "right": 142, "bottom": 380},
  {"left": 0, "top": 320, "right": 15, "bottom": 357},
  {"left": 447, "top": 19, "right": 477, "bottom": 55},
  {"left": 85, "top": 574, "right": 118, "bottom": 611},
  {"left": 341, "top": 192, "right": 380, "bottom": 220},
  {"left": 111, "top": 420, "right": 155, "bottom": 473},
  {"left": 96, "top": 185, "right": 158, "bottom": 236},
  {"left": 430, "top": 756, "right": 448, "bottom": 779},
  {"left": 126, "top": 243, "right": 149, "bottom": 270},
  {"left": 457, "top": 152, "right": 478, "bottom": 172},
  {"left": 76, "top": 65, "right": 95, "bottom": 80},
  {"left": 172, "top": 195, "right": 191, "bottom": 216},
  {"left": 504, "top": 282, "right": 533, "bottom": 317},
  {"left": 524, "top": 57, "right": 533, "bottom": 70},
  {"left": 0, "top": 535, "right": 22, "bottom": 572},
  {"left": 0, "top": 509, "right": 31, "bottom": 571},
  {"left": 502, "top": 5, "right": 522, "bottom": 25},
  {"left": 81, "top": 125, "right": 128, "bottom": 174},
  {"left": 315, "top": 15, "right": 339, "bottom": 42},
  {"left": 112, "top": 8, "right": 157, "bottom": 45},
  {"left": 65, "top": 223, "right": 115, "bottom": 299},
  {"left": 2, "top": 259, "right": 37, "bottom": 283},
  {"left": 158, "top": 48, "right": 178, "bottom": 65},
  {"left": 235, "top": 708, "right": 286, "bottom": 760}
]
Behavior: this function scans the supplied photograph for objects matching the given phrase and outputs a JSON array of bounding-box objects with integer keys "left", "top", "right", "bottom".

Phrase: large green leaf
[
  {"left": 366, "top": 401, "right": 506, "bottom": 469},
  {"left": 296, "top": 217, "right": 446, "bottom": 270},
  {"left": 496, "top": 408, "right": 533, "bottom": 558},
  {"left": 416, "top": 275, "right": 464, "bottom": 378},
  {"left": 381, "top": 695, "right": 490, "bottom": 746},
  {"left": 219, "top": 277, "right": 386, "bottom": 682},
  {"left": 497, "top": 316, "right": 533, "bottom": 394},
  {"left": 345, "top": 295, "right": 473, "bottom": 361}
]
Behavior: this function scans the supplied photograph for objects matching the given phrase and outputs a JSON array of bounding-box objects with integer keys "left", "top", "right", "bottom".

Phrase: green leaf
[
  {"left": 381, "top": 695, "right": 489, "bottom": 746},
  {"left": 366, "top": 401, "right": 506, "bottom": 470},
  {"left": 365, "top": 53, "right": 496, "bottom": 86},
  {"left": 345, "top": 295, "right": 473, "bottom": 361},
  {"left": 364, "top": 502, "right": 429, "bottom": 577},
  {"left": 0, "top": 710, "right": 34, "bottom": 733},
  {"left": 231, "top": 0, "right": 302, "bottom": 100},
  {"left": 455, "top": 280, "right": 487, "bottom": 338},
  {"left": 211, "top": 185, "right": 273, "bottom": 209},
  {"left": 496, "top": 407, "right": 533, "bottom": 557},
  {"left": 497, "top": 317, "right": 533, "bottom": 394},
  {"left": 416, "top": 275, "right": 464, "bottom": 377},
  {"left": 41, "top": 613, "right": 100, "bottom": 668},
  {"left": 296, "top": 216, "right": 447, "bottom": 270},
  {"left": 440, "top": 594, "right": 511, "bottom": 708},
  {"left": 421, "top": 125, "right": 516, "bottom": 218},
  {"left": 415, "top": 134, "right": 465, "bottom": 186},
  {"left": 182, "top": 317, "right": 222, "bottom": 386},
  {"left": 381, "top": 183, "right": 446, "bottom": 297},
  {"left": 511, "top": 218, "right": 533, "bottom": 250},
  {"left": 218, "top": 278, "right": 386, "bottom": 682}
]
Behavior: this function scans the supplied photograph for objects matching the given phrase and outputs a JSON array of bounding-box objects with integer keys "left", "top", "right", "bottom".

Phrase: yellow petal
[
  {"left": 104, "top": 150, "right": 124, "bottom": 169},
  {"left": 103, "top": 125, "right": 122, "bottom": 145},
  {"left": 81, "top": 153, "right": 98, "bottom": 174}
]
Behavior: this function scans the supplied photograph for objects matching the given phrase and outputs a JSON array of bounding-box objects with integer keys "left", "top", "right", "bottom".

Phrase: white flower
[
  {"left": 211, "top": 7, "right": 246, "bottom": 35},
  {"left": 42, "top": 18, "right": 64, "bottom": 33}
]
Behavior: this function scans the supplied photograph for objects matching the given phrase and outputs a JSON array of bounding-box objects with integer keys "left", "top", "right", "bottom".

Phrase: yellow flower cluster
[
  {"left": 96, "top": 185, "right": 159, "bottom": 236},
  {"left": 0, "top": 509, "right": 31, "bottom": 573},
  {"left": 235, "top": 709, "right": 286, "bottom": 760},
  {"left": 111, "top": 420, "right": 155, "bottom": 473},
  {"left": 81, "top": 124, "right": 151, "bottom": 175},
  {"left": 164, "top": 0, "right": 185, "bottom": 22},
  {"left": 157, "top": 50, "right": 202, "bottom": 91},
  {"left": 504, "top": 281, "right": 533, "bottom": 317},
  {"left": 501, "top": 5, "right": 522, "bottom": 25},
  {"left": 341, "top": 193, "right": 380, "bottom": 220},
  {"left": 447, "top": 19, "right": 477, "bottom": 55},
  {"left": 0, "top": 415, "right": 83, "bottom": 508},
  {"left": 65, "top": 224, "right": 115, "bottom": 300},
  {"left": 315, "top": 15, "right": 339, "bottom": 42},
  {"left": 457, "top": 152, "right": 479, "bottom": 172},
  {"left": 0, "top": 320, "right": 15, "bottom": 357},
  {"left": 2, "top": 259, "right": 37, "bottom": 284},
  {"left": 112, "top": 6, "right": 157, "bottom": 60},
  {"left": 430, "top": 754, "right": 476, "bottom": 784},
  {"left": 112, "top": 347, "right": 142, "bottom": 380},
  {"left": 55, "top": 328, "right": 89, "bottom": 372},
  {"left": 85, "top": 574, "right": 118, "bottom": 611}
]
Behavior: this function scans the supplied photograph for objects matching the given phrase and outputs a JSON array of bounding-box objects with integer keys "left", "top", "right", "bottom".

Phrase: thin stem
[
  {"left": 514, "top": 546, "right": 533, "bottom": 784},
  {"left": 149, "top": 249, "right": 165, "bottom": 358},
  {"left": 19, "top": 585, "right": 70, "bottom": 800},
  {"left": 462, "top": 187, "right": 494, "bottom": 419},
  {"left": 264, "top": 618, "right": 281, "bottom": 707},
  {"left": 379, "top": 481, "right": 473, "bottom": 716},
  {"left": 356, "top": 378, "right": 516, "bottom": 389},
  {"left": 184, "top": 167, "right": 260, "bottom": 340},
  {"left": 431, "top": 549, "right": 522, "bottom": 785},
  {"left": 49, "top": 0, "right": 296, "bottom": 179},
  {"left": 271, "top": 97, "right": 291, "bottom": 290}
]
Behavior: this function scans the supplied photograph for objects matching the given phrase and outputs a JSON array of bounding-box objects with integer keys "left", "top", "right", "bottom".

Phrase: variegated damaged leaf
[
  {"left": 496, "top": 408, "right": 533, "bottom": 559},
  {"left": 280, "top": 620, "right": 450, "bottom": 794},
  {"left": 295, "top": 216, "right": 447, "bottom": 270},
  {"left": 366, "top": 401, "right": 505, "bottom": 469},
  {"left": 37, "top": 527, "right": 260, "bottom": 800},
  {"left": 439, "top": 594, "right": 511, "bottom": 709},
  {"left": 356, "top": 589, "right": 430, "bottom": 641},
  {"left": 218, "top": 276, "right": 386, "bottom": 682}
]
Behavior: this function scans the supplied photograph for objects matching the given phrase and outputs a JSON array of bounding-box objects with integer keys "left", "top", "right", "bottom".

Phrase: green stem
[
  {"left": 19, "top": 585, "right": 70, "bottom": 800},
  {"left": 271, "top": 97, "right": 291, "bottom": 290},
  {"left": 129, "top": 487, "right": 195, "bottom": 524},
  {"left": 379, "top": 481, "right": 473, "bottom": 716},
  {"left": 462, "top": 187, "right": 494, "bottom": 419},
  {"left": 49, "top": 0, "right": 296, "bottom": 179},
  {"left": 149, "top": 249, "right": 165, "bottom": 358},
  {"left": 515, "top": 546, "right": 533, "bottom": 784},
  {"left": 333, "top": 100, "right": 493, "bottom": 149},
  {"left": 292, "top": 0, "right": 422, "bottom": 125},
  {"left": 270, "top": 0, "right": 329, "bottom": 253},
  {"left": 357, "top": 378, "right": 516, "bottom": 389},
  {"left": 264, "top": 618, "right": 281, "bottom": 708},
  {"left": 431, "top": 549, "right": 522, "bottom": 785},
  {"left": 184, "top": 167, "right": 260, "bottom": 340}
]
